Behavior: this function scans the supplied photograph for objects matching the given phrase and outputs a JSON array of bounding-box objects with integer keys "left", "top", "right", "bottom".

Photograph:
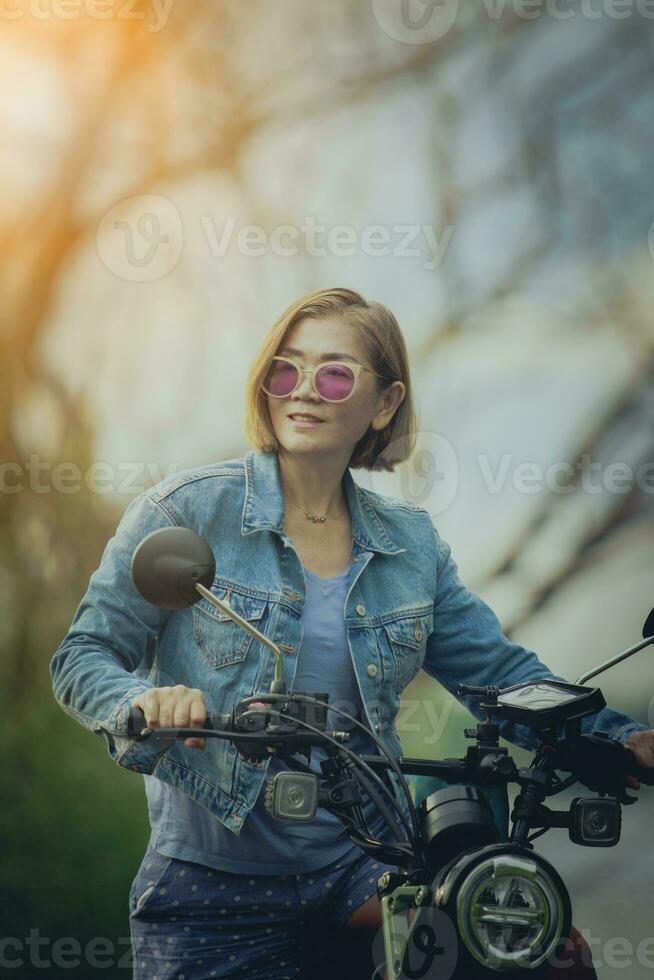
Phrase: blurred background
[{"left": 1, "top": 1, "right": 654, "bottom": 977}]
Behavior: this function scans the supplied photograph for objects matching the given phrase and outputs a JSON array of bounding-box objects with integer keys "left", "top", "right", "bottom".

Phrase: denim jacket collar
[{"left": 241, "top": 448, "right": 405, "bottom": 556}]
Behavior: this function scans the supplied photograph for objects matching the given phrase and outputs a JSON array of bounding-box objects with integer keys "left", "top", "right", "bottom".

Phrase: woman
[{"left": 51, "top": 287, "right": 652, "bottom": 980}]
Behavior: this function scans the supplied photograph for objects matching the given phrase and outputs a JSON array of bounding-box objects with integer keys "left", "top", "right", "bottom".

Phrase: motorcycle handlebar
[
  {"left": 554, "top": 732, "right": 654, "bottom": 794},
  {"left": 126, "top": 705, "right": 654, "bottom": 793},
  {"left": 127, "top": 706, "right": 231, "bottom": 739}
]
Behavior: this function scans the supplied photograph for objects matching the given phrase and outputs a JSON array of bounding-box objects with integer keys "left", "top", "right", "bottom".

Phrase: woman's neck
[{"left": 277, "top": 450, "right": 348, "bottom": 517}]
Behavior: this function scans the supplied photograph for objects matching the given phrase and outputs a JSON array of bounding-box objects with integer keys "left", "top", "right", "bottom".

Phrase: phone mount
[{"left": 458, "top": 679, "right": 606, "bottom": 745}]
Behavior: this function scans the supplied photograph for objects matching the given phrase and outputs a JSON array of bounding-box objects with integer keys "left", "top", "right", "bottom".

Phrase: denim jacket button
[
  {"left": 366, "top": 664, "right": 378, "bottom": 677},
  {"left": 414, "top": 626, "right": 423, "bottom": 641},
  {"left": 356, "top": 604, "right": 366, "bottom": 616}
]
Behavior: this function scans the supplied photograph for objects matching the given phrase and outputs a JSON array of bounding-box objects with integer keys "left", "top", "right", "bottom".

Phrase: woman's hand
[
  {"left": 623, "top": 729, "right": 654, "bottom": 766},
  {"left": 623, "top": 729, "right": 654, "bottom": 788},
  {"left": 132, "top": 685, "right": 207, "bottom": 750}
]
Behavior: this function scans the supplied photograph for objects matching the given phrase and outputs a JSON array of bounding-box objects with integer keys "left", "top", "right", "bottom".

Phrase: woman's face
[{"left": 265, "top": 315, "right": 405, "bottom": 460}]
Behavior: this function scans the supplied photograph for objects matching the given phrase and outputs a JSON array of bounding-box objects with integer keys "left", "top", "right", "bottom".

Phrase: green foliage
[
  {"left": 1, "top": 687, "right": 151, "bottom": 977},
  {"left": 0, "top": 484, "right": 151, "bottom": 978}
]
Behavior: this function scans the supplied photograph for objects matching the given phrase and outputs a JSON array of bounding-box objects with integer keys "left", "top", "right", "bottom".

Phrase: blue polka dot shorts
[{"left": 128, "top": 845, "right": 397, "bottom": 979}]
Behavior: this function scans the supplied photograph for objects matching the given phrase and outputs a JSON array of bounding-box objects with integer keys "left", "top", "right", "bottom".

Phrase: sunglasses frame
[{"left": 261, "top": 355, "right": 381, "bottom": 403}]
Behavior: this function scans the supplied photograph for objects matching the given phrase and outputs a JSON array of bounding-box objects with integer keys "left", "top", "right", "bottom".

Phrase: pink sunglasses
[{"left": 261, "top": 356, "right": 381, "bottom": 403}]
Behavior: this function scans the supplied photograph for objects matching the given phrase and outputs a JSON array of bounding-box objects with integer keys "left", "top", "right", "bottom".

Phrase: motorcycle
[{"left": 126, "top": 525, "right": 654, "bottom": 979}]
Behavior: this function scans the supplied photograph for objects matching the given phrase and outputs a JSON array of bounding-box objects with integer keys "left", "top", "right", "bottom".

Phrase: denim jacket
[{"left": 50, "top": 448, "right": 646, "bottom": 836}]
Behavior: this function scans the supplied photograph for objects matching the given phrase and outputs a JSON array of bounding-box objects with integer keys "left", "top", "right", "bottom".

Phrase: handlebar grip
[
  {"left": 624, "top": 746, "right": 654, "bottom": 786},
  {"left": 127, "top": 707, "right": 151, "bottom": 737},
  {"left": 561, "top": 733, "right": 654, "bottom": 796},
  {"left": 457, "top": 685, "right": 488, "bottom": 697},
  {"left": 127, "top": 707, "right": 229, "bottom": 739}
]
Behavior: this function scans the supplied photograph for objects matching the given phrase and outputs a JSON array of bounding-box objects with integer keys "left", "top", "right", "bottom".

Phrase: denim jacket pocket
[
  {"left": 193, "top": 585, "right": 267, "bottom": 668},
  {"left": 382, "top": 610, "right": 432, "bottom": 694}
]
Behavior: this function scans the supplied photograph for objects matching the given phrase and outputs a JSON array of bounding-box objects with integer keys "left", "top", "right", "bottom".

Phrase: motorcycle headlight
[{"left": 455, "top": 852, "right": 566, "bottom": 971}]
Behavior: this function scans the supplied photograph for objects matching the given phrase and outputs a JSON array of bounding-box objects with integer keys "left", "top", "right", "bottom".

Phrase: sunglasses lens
[
  {"left": 316, "top": 364, "right": 355, "bottom": 401},
  {"left": 263, "top": 360, "right": 299, "bottom": 396}
]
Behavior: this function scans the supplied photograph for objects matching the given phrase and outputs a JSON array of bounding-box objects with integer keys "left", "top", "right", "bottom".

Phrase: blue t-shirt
[{"left": 143, "top": 563, "right": 392, "bottom": 874}]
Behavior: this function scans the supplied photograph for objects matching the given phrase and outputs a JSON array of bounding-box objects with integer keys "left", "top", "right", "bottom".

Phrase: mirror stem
[{"left": 576, "top": 635, "right": 654, "bottom": 685}]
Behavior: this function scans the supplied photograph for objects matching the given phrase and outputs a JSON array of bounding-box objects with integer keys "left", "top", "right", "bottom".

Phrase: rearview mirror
[
  {"left": 643, "top": 607, "right": 654, "bottom": 641},
  {"left": 131, "top": 526, "right": 215, "bottom": 610}
]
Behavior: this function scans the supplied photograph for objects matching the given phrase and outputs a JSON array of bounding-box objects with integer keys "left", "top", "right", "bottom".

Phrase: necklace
[{"left": 284, "top": 486, "right": 344, "bottom": 524}]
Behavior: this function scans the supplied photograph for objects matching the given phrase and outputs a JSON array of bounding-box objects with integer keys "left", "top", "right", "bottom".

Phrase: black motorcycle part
[{"left": 419, "top": 784, "right": 501, "bottom": 871}]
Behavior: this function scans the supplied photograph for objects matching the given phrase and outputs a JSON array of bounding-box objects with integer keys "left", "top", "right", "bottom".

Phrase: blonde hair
[{"left": 244, "top": 287, "right": 417, "bottom": 472}]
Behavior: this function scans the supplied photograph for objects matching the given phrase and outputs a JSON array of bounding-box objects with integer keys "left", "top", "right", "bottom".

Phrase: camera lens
[
  {"left": 570, "top": 797, "right": 620, "bottom": 847},
  {"left": 586, "top": 810, "right": 609, "bottom": 836},
  {"left": 285, "top": 786, "right": 307, "bottom": 810},
  {"left": 270, "top": 772, "right": 318, "bottom": 821}
]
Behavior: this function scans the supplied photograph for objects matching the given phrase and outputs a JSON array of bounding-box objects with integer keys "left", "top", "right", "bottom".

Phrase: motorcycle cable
[
  {"left": 271, "top": 742, "right": 412, "bottom": 860},
  {"left": 251, "top": 691, "right": 422, "bottom": 849},
  {"left": 239, "top": 696, "right": 412, "bottom": 845},
  {"left": 265, "top": 708, "right": 415, "bottom": 857},
  {"left": 268, "top": 705, "right": 422, "bottom": 867},
  {"left": 510, "top": 747, "right": 561, "bottom": 845},
  {"left": 344, "top": 756, "right": 411, "bottom": 850},
  {"left": 136, "top": 709, "right": 419, "bottom": 864},
  {"left": 322, "top": 768, "right": 414, "bottom": 863}
]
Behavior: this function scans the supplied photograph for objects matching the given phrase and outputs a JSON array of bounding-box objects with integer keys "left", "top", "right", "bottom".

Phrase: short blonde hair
[{"left": 244, "top": 287, "right": 417, "bottom": 472}]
